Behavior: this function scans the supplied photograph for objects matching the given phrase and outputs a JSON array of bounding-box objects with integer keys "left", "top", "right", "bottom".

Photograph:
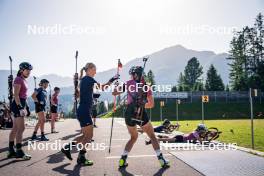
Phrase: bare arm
[
  {"left": 14, "top": 84, "right": 21, "bottom": 106},
  {"left": 51, "top": 95, "right": 55, "bottom": 105},
  {"left": 145, "top": 94, "right": 154, "bottom": 109},
  {"left": 31, "top": 91, "right": 38, "bottom": 102},
  {"left": 94, "top": 74, "right": 119, "bottom": 91}
]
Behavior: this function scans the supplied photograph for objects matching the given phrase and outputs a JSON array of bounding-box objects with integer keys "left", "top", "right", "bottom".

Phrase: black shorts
[
  {"left": 35, "top": 103, "right": 45, "bottom": 113},
  {"left": 124, "top": 104, "right": 149, "bottom": 127},
  {"left": 77, "top": 104, "right": 93, "bottom": 127},
  {"left": 51, "top": 105, "right": 58, "bottom": 113},
  {"left": 11, "top": 98, "right": 27, "bottom": 118},
  {"left": 91, "top": 109, "right": 97, "bottom": 118},
  {"left": 174, "top": 135, "right": 184, "bottom": 143}
]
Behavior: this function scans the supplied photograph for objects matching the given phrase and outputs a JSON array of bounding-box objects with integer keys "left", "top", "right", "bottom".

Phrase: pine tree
[
  {"left": 254, "top": 13, "right": 264, "bottom": 90},
  {"left": 177, "top": 72, "right": 188, "bottom": 91},
  {"left": 171, "top": 86, "right": 177, "bottom": 92},
  {"left": 225, "top": 84, "right": 230, "bottom": 91},
  {"left": 205, "top": 64, "right": 225, "bottom": 91},
  {"left": 146, "top": 70, "right": 156, "bottom": 86},
  {"left": 183, "top": 57, "right": 203, "bottom": 91},
  {"left": 227, "top": 13, "right": 264, "bottom": 91},
  {"left": 227, "top": 29, "right": 249, "bottom": 91},
  {"left": 194, "top": 81, "right": 204, "bottom": 91}
]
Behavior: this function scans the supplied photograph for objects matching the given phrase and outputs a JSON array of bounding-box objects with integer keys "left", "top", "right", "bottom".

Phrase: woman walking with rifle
[
  {"left": 7, "top": 62, "right": 33, "bottom": 160},
  {"left": 61, "top": 63, "right": 119, "bottom": 166},
  {"left": 112, "top": 65, "right": 170, "bottom": 168}
]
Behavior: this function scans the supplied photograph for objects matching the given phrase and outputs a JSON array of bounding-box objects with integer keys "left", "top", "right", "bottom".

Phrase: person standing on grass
[
  {"left": 61, "top": 62, "right": 119, "bottom": 166},
  {"left": 31, "top": 79, "right": 50, "bottom": 141},
  {"left": 7, "top": 62, "right": 33, "bottom": 160},
  {"left": 50, "top": 87, "right": 60, "bottom": 133}
]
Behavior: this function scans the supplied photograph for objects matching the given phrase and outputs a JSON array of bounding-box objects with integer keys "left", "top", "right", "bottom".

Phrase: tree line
[
  {"left": 228, "top": 13, "right": 264, "bottom": 91},
  {"left": 175, "top": 57, "right": 225, "bottom": 92},
  {"left": 146, "top": 13, "right": 263, "bottom": 92},
  {"left": 145, "top": 56, "right": 226, "bottom": 92}
]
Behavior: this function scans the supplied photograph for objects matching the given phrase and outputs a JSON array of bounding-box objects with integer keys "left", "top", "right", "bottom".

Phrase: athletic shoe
[
  {"left": 16, "top": 150, "right": 31, "bottom": 160},
  {"left": 158, "top": 153, "right": 169, "bottom": 168},
  {"left": 119, "top": 155, "right": 128, "bottom": 168},
  {"left": 31, "top": 134, "right": 37, "bottom": 140},
  {"left": 51, "top": 130, "right": 59, "bottom": 133},
  {"left": 77, "top": 155, "right": 93, "bottom": 166},
  {"left": 93, "top": 125, "right": 98, "bottom": 128},
  {"left": 7, "top": 150, "right": 17, "bottom": 158},
  {"left": 40, "top": 135, "right": 49, "bottom": 141}
]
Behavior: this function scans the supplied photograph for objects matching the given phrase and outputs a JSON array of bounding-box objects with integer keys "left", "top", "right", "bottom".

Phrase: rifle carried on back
[
  {"left": 46, "top": 84, "right": 52, "bottom": 120},
  {"left": 33, "top": 76, "right": 37, "bottom": 90},
  {"left": 8, "top": 56, "right": 13, "bottom": 112},
  {"left": 73, "top": 51, "right": 79, "bottom": 116},
  {"left": 131, "top": 57, "right": 148, "bottom": 125}
]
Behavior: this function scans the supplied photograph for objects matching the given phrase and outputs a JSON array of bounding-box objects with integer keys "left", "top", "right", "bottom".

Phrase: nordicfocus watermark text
[
  {"left": 94, "top": 82, "right": 172, "bottom": 93},
  {"left": 27, "top": 24, "right": 106, "bottom": 36},
  {"left": 160, "top": 141, "right": 238, "bottom": 151},
  {"left": 160, "top": 24, "right": 238, "bottom": 36},
  {"left": 27, "top": 140, "right": 237, "bottom": 151},
  {"left": 28, "top": 140, "right": 106, "bottom": 151}
]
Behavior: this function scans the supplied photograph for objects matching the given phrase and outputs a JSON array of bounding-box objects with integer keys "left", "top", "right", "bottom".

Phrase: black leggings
[{"left": 174, "top": 135, "right": 184, "bottom": 142}]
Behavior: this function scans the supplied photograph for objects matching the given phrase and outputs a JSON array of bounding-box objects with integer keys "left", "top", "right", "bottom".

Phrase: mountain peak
[{"left": 163, "top": 44, "right": 187, "bottom": 51}]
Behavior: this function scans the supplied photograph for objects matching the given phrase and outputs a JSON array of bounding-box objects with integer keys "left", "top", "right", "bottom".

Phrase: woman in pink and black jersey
[
  {"left": 50, "top": 87, "right": 60, "bottom": 133},
  {"left": 8, "top": 62, "right": 33, "bottom": 160}
]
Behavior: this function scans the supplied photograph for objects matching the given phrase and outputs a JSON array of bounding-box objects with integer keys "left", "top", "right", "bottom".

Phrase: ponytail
[
  {"left": 79, "top": 63, "right": 96, "bottom": 79},
  {"left": 79, "top": 67, "right": 85, "bottom": 80},
  {"left": 17, "top": 70, "right": 22, "bottom": 77}
]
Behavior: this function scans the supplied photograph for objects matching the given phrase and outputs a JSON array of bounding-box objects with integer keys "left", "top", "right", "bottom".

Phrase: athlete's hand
[
  {"left": 74, "top": 89, "right": 80, "bottom": 98},
  {"left": 18, "top": 106, "right": 26, "bottom": 117},
  {"left": 109, "top": 74, "right": 120, "bottom": 83}
]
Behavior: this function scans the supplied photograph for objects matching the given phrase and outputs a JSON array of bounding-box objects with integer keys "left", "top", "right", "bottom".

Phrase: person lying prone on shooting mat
[
  {"left": 137, "top": 119, "right": 180, "bottom": 134},
  {"left": 145, "top": 124, "right": 208, "bottom": 145}
]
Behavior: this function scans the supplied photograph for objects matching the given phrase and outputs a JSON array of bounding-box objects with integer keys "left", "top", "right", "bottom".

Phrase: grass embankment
[{"left": 152, "top": 119, "right": 264, "bottom": 152}]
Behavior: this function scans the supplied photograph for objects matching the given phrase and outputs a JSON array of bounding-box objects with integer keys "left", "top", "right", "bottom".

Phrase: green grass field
[{"left": 152, "top": 119, "right": 264, "bottom": 152}]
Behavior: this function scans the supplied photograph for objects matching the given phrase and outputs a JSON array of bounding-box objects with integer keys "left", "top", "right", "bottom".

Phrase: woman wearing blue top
[
  {"left": 61, "top": 62, "right": 119, "bottom": 166},
  {"left": 31, "top": 79, "right": 50, "bottom": 141}
]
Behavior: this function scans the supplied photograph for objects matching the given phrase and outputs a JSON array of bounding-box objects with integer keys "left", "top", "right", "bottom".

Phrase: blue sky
[{"left": 0, "top": 0, "right": 263, "bottom": 76}]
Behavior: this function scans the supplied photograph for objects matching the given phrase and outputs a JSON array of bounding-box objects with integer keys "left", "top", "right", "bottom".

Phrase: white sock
[
  {"left": 155, "top": 149, "right": 161, "bottom": 156},
  {"left": 122, "top": 150, "right": 129, "bottom": 156}
]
